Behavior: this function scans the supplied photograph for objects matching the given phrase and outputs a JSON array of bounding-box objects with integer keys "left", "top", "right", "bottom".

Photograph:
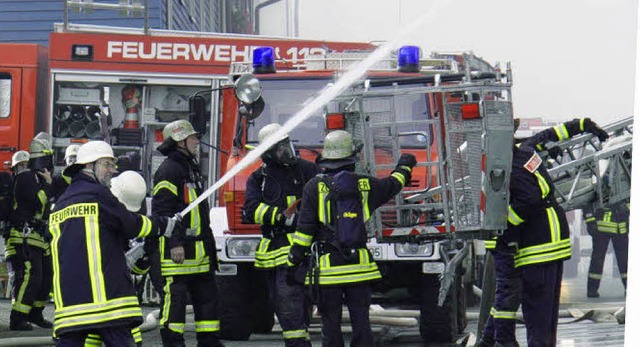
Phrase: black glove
[
  {"left": 546, "top": 146, "right": 562, "bottom": 159},
  {"left": 276, "top": 212, "right": 297, "bottom": 227},
  {"left": 584, "top": 118, "right": 609, "bottom": 142},
  {"left": 586, "top": 222, "right": 597, "bottom": 237},
  {"left": 396, "top": 153, "right": 417, "bottom": 169},
  {"left": 287, "top": 246, "right": 305, "bottom": 267}
]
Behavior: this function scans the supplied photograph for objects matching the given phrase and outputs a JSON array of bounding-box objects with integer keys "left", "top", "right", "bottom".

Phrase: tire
[
  {"left": 217, "top": 265, "right": 252, "bottom": 341},
  {"left": 419, "top": 273, "right": 458, "bottom": 342}
]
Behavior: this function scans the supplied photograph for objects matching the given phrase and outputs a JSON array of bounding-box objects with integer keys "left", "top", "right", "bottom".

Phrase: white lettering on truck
[{"left": 106, "top": 41, "right": 327, "bottom": 63}]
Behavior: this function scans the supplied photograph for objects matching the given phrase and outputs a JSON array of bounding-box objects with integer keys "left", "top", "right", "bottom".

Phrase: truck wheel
[
  {"left": 250, "top": 270, "right": 275, "bottom": 334},
  {"left": 419, "top": 273, "right": 458, "bottom": 342},
  {"left": 217, "top": 265, "right": 252, "bottom": 341}
]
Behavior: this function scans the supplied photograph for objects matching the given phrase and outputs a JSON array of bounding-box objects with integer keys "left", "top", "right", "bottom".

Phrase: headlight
[
  {"left": 394, "top": 242, "right": 434, "bottom": 257},
  {"left": 226, "top": 238, "right": 261, "bottom": 259}
]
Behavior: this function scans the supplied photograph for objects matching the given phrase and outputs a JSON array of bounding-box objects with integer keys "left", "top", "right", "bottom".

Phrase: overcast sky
[{"left": 286, "top": 0, "right": 638, "bottom": 126}]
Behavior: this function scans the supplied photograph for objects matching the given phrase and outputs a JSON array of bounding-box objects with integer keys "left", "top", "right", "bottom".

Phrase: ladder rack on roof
[{"left": 63, "top": 0, "right": 150, "bottom": 34}]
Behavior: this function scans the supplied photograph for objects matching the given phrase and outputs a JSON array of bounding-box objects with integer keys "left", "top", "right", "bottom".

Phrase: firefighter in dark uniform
[
  {"left": 584, "top": 199, "right": 629, "bottom": 298},
  {"left": 7, "top": 133, "right": 55, "bottom": 331},
  {"left": 84, "top": 170, "right": 150, "bottom": 347},
  {"left": 49, "top": 140, "right": 182, "bottom": 346},
  {"left": 50, "top": 144, "right": 80, "bottom": 204},
  {"left": 478, "top": 118, "right": 609, "bottom": 347},
  {"left": 287, "top": 130, "right": 416, "bottom": 347},
  {"left": 242, "top": 123, "right": 319, "bottom": 347},
  {"left": 152, "top": 119, "right": 224, "bottom": 347}
]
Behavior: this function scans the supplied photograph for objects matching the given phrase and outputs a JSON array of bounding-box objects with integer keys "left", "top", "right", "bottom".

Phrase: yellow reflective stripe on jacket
[
  {"left": 391, "top": 171, "right": 406, "bottom": 186},
  {"left": 49, "top": 224, "right": 63, "bottom": 307},
  {"left": 36, "top": 189, "right": 48, "bottom": 219},
  {"left": 579, "top": 118, "right": 585, "bottom": 131},
  {"left": 153, "top": 180, "right": 178, "bottom": 196},
  {"left": 490, "top": 307, "right": 517, "bottom": 320},
  {"left": 7, "top": 229, "right": 48, "bottom": 249},
  {"left": 84, "top": 334, "right": 101, "bottom": 347},
  {"left": 547, "top": 207, "right": 561, "bottom": 243},
  {"left": 132, "top": 327, "right": 142, "bottom": 344},
  {"left": 314, "top": 248, "right": 382, "bottom": 285},
  {"left": 484, "top": 238, "right": 497, "bottom": 250},
  {"left": 359, "top": 178, "right": 371, "bottom": 221},
  {"left": 168, "top": 322, "right": 185, "bottom": 333},
  {"left": 318, "top": 181, "right": 330, "bottom": 224},
  {"left": 255, "top": 234, "right": 293, "bottom": 268},
  {"left": 533, "top": 171, "right": 550, "bottom": 198},
  {"left": 54, "top": 296, "right": 141, "bottom": 330},
  {"left": 292, "top": 231, "right": 313, "bottom": 247},
  {"left": 63, "top": 174, "right": 72, "bottom": 185},
  {"left": 160, "top": 256, "right": 211, "bottom": 276},
  {"left": 137, "top": 215, "right": 152, "bottom": 238},
  {"left": 508, "top": 205, "right": 524, "bottom": 226},
  {"left": 195, "top": 320, "right": 221, "bottom": 332},
  {"left": 553, "top": 124, "right": 570, "bottom": 140},
  {"left": 514, "top": 238, "right": 571, "bottom": 268},
  {"left": 254, "top": 202, "right": 269, "bottom": 224}
]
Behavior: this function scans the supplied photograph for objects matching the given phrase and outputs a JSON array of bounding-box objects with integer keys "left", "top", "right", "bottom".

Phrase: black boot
[
  {"left": 28, "top": 307, "right": 53, "bottom": 328},
  {"left": 10, "top": 310, "right": 33, "bottom": 331}
]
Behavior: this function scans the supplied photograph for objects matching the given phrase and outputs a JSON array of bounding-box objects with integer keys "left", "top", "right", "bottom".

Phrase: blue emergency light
[
  {"left": 397, "top": 45, "right": 420, "bottom": 73},
  {"left": 253, "top": 47, "right": 276, "bottom": 74}
]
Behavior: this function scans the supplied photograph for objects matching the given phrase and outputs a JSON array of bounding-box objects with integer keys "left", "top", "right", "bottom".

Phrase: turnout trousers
[
  {"left": 267, "top": 267, "right": 311, "bottom": 346},
  {"left": 319, "top": 283, "right": 373, "bottom": 347},
  {"left": 521, "top": 261, "right": 563, "bottom": 347},
  {"left": 481, "top": 250, "right": 522, "bottom": 346},
  {"left": 57, "top": 325, "right": 135, "bottom": 347},
  {"left": 9, "top": 244, "right": 52, "bottom": 321},
  {"left": 160, "top": 269, "right": 223, "bottom": 347},
  {"left": 588, "top": 232, "right": 628, "bottom": 294}
]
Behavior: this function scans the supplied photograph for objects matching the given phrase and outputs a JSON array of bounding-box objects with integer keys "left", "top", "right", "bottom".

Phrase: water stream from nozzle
[{"left": 179, "top": 1, "right": 451, "bottom": 218}]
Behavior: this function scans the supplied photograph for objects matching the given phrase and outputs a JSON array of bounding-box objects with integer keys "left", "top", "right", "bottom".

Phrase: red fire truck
[{"left": 0, "top": 24, "right": 514, "bottom": 343}]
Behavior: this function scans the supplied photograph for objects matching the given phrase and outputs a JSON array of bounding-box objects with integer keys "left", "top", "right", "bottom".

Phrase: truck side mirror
[{"left": 189, "top": 95, "right": 207, "bottom": 135}]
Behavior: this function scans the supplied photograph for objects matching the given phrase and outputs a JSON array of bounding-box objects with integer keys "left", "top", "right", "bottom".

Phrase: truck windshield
[
  {"left": 247, "top": 79, "right": 329, "bottom": 148},
  {"left": 247, "top": 79, "right": 433, "bottom": 148}
]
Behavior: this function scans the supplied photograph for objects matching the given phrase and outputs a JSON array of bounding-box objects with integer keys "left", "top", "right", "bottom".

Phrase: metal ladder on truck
[{"left": 544, "top": 116, "right": 633, "bottom": 212}]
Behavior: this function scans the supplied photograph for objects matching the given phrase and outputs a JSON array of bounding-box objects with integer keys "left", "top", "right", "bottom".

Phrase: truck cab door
[{"left": 0, "top": 69, "right": 22, "bottom": 169}]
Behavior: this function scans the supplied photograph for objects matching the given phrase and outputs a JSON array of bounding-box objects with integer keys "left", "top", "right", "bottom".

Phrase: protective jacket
[
  {"left": 288, "top": 168, "right": 409, "bottom": 285},
  {"left": 585, "top": 204, "right": 629, "bottom": 235},
  {"left": 242, "top": 158, "right": 318, "bottom": 269},
  {"left": 6, "top": 170, "right": 51, "bottom": 258},
  {"left": 152, "top": 150, "right": 216, "bottom": 276},
  {"left": 507, "top": 119, "right": 591, "bottom": 268},
  {"left": 50, "top": 173, "right": 71, "bottom": 203},
  {"left": 48, "top": 173, "right": 167, "bottom": 336}
]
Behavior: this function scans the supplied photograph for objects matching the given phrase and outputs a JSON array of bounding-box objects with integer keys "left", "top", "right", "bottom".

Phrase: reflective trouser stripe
[
  {"left": 283, "top": 329, "right": 310, "bottom": 340},
  {"left": 490, "top": 307, "right": 517, "bottom": 320},
  {"left": 195, "top": 320, "right": 220, "bottom": 332},
  {"left": 14, "top": 261, "right": 32, "bottom": 313}
]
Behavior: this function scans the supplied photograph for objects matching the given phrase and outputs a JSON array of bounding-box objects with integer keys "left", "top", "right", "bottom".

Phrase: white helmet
[
  {"left": 64, "top": 144, "right": 81, "bottom": 166},
  {"left": 76, "top": 141, "right": 117, "bottom": 165},
  {"left": 11, "top": 150, "right": 30, "bottom": 168},
  {"left": 258, "top": 123, "right": 288, "bottom": 145},
  {"left": 110, "top": 170, "right": 147, "bottom": 212}
]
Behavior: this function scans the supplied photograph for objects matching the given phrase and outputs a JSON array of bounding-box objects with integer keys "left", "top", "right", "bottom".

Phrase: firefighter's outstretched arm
[
  {"left": 287, "top": 185, "right": 318, "bottom": 267},
  {"left": 525, "top": 118, "right": 609, "bottom": 151}
]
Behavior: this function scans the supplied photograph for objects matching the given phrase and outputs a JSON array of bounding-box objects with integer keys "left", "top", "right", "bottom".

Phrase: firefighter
[
  {"left": 6, "top": 134, "right": 54, "bottom": 331},
  {"left": 584, "top": 199, "right": 629, "bottom": 298},
  {"left": 51, "top": 144, "right": 80, "bottom": 203},
  {"left": 287, "top": 130, "right": 416, "bottom": 347},
  {"left": 49, "top": 140, "right": 183, "bottom": 346},
  {"left": 478, "top": 118, "right": 609, "bottom": 347},
  {"left": 11, "top": 150, "right": 30, "bottom": 174},
  {"left": 152, "top": 119, "right": 224, "bottom": 347},
  {"left": 242, "top": 123, "right": 319, "bottom": 346},
  {"left": 84, "top": 170, "right": 150, "bottom": 347}
]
